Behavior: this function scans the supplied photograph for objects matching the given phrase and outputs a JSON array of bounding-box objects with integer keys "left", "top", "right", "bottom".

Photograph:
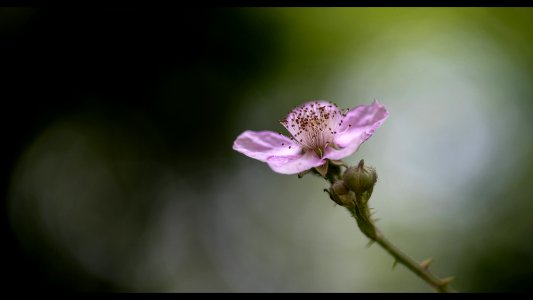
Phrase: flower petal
[
  {"left": 232, "top": 130, "right": 302, "bottom": 162},
  {"left": 266, "top": 150, "right": 326, "bottom": 175},
  {"left": 324, "top": 100, "right": 389, "bottom": 160},
  {"left": 323, "top": 144, "right": 359, "bottom": 161}
]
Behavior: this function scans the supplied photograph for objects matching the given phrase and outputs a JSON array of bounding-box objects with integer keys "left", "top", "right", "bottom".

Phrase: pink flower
[{"left": 233, "top": 100, "right": 389, "bottom": 175}]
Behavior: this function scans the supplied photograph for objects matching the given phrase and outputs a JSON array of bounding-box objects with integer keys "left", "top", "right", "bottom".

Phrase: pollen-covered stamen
[{"left": 280, "top": 101, "right": 344, "bottom": 156}]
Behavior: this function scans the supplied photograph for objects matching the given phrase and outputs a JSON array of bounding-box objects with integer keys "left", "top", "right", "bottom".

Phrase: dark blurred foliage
[
  {"left": 0, "top": 8, "right": 280, "bottom": 291},
  {"left": 457, "top": 156, "right": 533, "bottom": 292}
]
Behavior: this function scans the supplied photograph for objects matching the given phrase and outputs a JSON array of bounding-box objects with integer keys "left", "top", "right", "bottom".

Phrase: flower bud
[
  {"left": 343, "top": 159, "right": 377, "bottom": 196},
  {"left": 332, "top": 180, "right": 349, "bottom": 195}
]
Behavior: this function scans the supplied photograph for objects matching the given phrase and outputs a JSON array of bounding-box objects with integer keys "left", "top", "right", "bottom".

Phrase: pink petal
[
  {"left": 324, "top": 100, "right": 389, "bottom": 160},
  {"left": 232, "top": 130, "right": 302, "bottom": 162},
  {"left": 266, "top": 150, "right": 326, "bottom": 175},
  {"left": 323, "top": 143, "right": 360, "bottom": 161}
]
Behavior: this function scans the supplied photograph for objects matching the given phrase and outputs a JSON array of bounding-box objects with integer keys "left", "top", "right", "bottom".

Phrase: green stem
[
  {"left": 324, "top": 160, "right": 455, "bottom": 293},
  {"left": 344, "top": 205, "right": 455, "bottom": 293},
  {"left": 372, "top": 227, "right": 453, "bottom": 293}
]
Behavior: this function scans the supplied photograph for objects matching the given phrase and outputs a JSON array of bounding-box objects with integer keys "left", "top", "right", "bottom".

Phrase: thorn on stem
[
  {"left": 365, "top": 240, "right": 375, "bottom": 248},
  {"left": 392, "top": 260, "right": 399, "bottom": 270},
  {"left": 440, "top": 276, "right": 455, "bottom": 286},
  {"left": 324, "top": 189, "right": 333, "bottom": 199},
  {"left": 420, "top": 258, "right": 433, "bottom": 270}
]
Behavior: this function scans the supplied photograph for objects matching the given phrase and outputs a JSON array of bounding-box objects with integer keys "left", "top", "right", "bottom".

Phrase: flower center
[{"left": 280, "top": 101, "right": 344, "bottom": 157}]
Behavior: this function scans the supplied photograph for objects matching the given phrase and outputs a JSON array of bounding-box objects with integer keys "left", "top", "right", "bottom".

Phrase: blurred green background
[{"left": 2, "top": 8, "right": 533, "bottom": 292}]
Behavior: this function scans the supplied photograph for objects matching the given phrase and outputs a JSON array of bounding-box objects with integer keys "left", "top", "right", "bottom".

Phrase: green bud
[
  {"left": 343, "top": 159, "right": 377, "bottom": 196},
  {"left": 332, "top": 180, "right": 349, "bottom": 195}
]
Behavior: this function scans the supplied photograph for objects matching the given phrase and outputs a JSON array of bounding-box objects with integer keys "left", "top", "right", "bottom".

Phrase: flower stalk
[{"left": 324, "top": 159, "right": 456, "bottom": 293}]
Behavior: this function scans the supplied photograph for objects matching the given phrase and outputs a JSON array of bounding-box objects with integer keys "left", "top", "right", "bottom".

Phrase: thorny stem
[
  {"left": 321, "top": 160, "right": 455, "bottom": 293},
  {"left": 373, "top": 229, "right": 454, "bottom": 293}
]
